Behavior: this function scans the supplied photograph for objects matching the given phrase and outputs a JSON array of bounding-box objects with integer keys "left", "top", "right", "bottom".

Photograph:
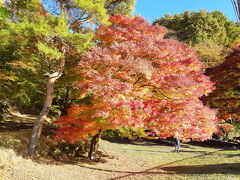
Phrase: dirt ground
[{"left": 1, "top": 138, "right": 240, "bottom": 180}]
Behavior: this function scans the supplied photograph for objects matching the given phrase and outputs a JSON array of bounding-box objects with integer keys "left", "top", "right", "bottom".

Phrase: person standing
[{"left": 174, "top": 139, "right": 181, "bottom": 152}]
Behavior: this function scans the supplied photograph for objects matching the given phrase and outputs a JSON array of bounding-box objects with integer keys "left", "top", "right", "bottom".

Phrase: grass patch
[
  {"left": 97, "top": 140, "right": 240, "bottom": 180},
  {"left": 0, "top": 131, "right": 239, "bottom": 180}
]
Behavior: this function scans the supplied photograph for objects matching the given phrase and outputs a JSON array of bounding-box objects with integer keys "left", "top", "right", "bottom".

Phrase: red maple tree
[
  {"left": 202, "top": 44, "right": 240, "bottom": 139},
  {"left": 203, "top": 44, "right": 240, "bottom": 122},
  {"left": 55, "top": 15, "right": 218, "bottom": 157}
]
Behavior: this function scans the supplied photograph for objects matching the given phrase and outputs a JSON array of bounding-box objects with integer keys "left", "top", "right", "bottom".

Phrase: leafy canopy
[
  {"left": 1, "top": 0, "right": 133, "bottom": 113},
  {"left": 154, "top": 10, "right": 240, "bottom": 46},
  {"left": 55, "top": 15, "right": 218, "bottom": 143},
  {"left": 203, "top": 44, "right": 240, "bottom": 126}
]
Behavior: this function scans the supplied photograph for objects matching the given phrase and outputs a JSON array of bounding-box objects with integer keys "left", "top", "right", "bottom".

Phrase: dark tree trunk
[
  {"left": 88, "top": 129, "right": 102, "bottom": 160},
  {"left": 61, "top": 86, "right": 70, "bottom": 114},
  {"left": 28, "top": 46, "right": 66, "bottom": 157},
  {"left": 64, "top": 86, "right": 69, "bottom": 105}
]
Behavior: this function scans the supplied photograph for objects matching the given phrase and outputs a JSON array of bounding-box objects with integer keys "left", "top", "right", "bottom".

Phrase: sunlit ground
[{"left": 1, "top": 134, "right": 239, "bottom": 180}]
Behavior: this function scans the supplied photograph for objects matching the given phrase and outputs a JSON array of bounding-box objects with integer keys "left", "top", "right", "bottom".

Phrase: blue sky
[{"left": 135, "top": 0, "right": 237, "bottom": 22}]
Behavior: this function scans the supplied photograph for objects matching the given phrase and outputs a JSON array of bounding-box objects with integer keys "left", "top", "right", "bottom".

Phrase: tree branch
[
  {"left": 105, "top": 0, "right": 122, "bottom": 9},
  {"left": 133, "top": 74, "right": 144, "bottom": 85},
  {"left": 141, "top": 84, "right": 172, "bottom": 99},
  {"left": 70, "top": 15, "right": 92, "bottom": 29}
]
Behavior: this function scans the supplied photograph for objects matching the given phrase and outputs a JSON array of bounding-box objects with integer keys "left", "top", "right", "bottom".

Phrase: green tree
[
  {"left": 0, "top": 0, "right": 135, "bottom": 156},
  {"left": 0, "top": 2, "right": 13, "bottom": 120},
  {"left": 154, "top": 10, "right": 240, "bottom": 67},
  {"left": 0, "top": 0, "right": 110, "bottom": 156},
  {"left": 0, "top": 0, "right": 136, "bottom": 117},
  {"left": 194, "top": 42, "right": 231, "bottom": 68},
  {"left": 105, "top": 0, "right": 135, "bottom": 16},
  {"left": 154, "top": 10, "right": 240, "bottom": 46}
]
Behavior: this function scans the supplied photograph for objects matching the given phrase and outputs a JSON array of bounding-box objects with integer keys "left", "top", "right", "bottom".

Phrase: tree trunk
[
  {"left": 28, "top": 46, "right": 66, "bottom": 157},
  {"left": 62, "top": 86, "right": 70, "bottom": 114},
  {"left": 88, "top": 129, "right": 102, "bottom": 160}
]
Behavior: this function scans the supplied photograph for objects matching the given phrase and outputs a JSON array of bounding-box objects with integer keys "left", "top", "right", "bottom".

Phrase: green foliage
[
  {"left": 102, "top": 129, "right": 122, "bottom": 138},
  {"left": 194, "top": 42, "right": 231, "bottom": 68},
  {"left": 154, "top": 10, "right": 239, "bottom": 68},
  {"left": 0, "top": 4, "right": 9, "bottom": 20},
  {"left": 0, "top": 0, "right": 112, "bottom": 115},
  {"left": 5, "top": 0, "right": 40, "bottom": 11},
  {"left": 73, "top": 0, "right": 109, "bottom": 24},
  {"left": 117, "top": 127, "right": 147, "bottom": 139},
  {"left": 105, "top": 0, "right": 136, "bottom": 16},
  {"left": 37, "top": 42, "right": 63, "bottom": 60},
  {"left": 0, "top": 0, "right": 136, "bottom": 120},
  {"left": 67, "top": 33, "right": 94, "bottom": 52},
  {"left": 102, "top": 127, "right": 147, "bottom": 140},
  {"left": 154, "top": 10, "right": 240, "bottom": 46}
]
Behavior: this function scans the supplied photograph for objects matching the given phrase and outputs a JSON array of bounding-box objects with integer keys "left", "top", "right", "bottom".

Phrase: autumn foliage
[
  {"left": 55, "top": 15, "right": 218, "bottom": 143},
  {"left": 203, "top": 44, "right": 240, "bottom": 125}
]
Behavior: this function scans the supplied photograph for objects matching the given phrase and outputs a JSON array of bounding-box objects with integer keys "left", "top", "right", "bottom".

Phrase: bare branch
[{"left": 133, "top": 74, "right": 144, "bottom": 85}]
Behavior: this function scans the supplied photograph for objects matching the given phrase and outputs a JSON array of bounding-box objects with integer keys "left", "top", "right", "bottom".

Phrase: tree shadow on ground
[
  {"left": 32, "top": 147, "right": 120, "bottom": 166},
  {"left": 189, "top": 140, "right": 240, "bottom": 150},
  {"left": 0, "top": 120, "right": 33, "bottom": 131},
  {"left": 77, "top": 164, "right": 173, "bottom": 175},
  {"left": 108, "top": 137, "right": 240, "bottom": 151},
  {"left": 0, "top": 119, "right": 54, "bottom": 133},
  {"left": 34, "top": 148, "right": 114, "bottom": 166},
  {"left": 161, "top": 163, "right": 240, "bottom": 174},
  {"left": 76, "top": 159, "right": 239, "bottom": 180},
  {"left": 125, "top": 149, "right": 208, "bottom": 153},
  {"left": 108, "top": 149, "right": 223, "bottom": 179},
  {"left": 125, "top": 149, "right": 172, "bottom": 153},
  {"left": 103, "top": 137, "right": 178, "bottom": 148},
  {"left": 176, "top": 150, "right": 207, "bottom": 153},
  {"left": 224, "top": 153, "right": 240, "bottom": 158},
  {"left": 103, "top": 137, "right": 208, "bottom": 151}
]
